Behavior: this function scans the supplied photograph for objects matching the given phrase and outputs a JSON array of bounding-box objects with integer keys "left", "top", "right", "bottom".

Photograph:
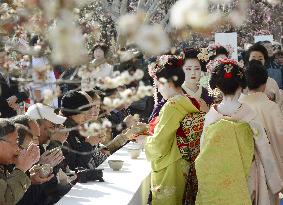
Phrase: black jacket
[
  {"left": 0, "top": 73, "right": 29, "bottom": 118},
  {"left": 63, "top": 118, "right": 107, "bottom": 170}
]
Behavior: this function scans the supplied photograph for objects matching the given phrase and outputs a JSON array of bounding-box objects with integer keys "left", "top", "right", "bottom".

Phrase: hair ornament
[
  {"left": 148, "top": 62, "right": 158, "bottom": 79},
  {"left": 223, "top": 64, "right": 233, "bottom": 79},
  {"left": 148, "top": 55, "right": 183, "bottom": 104},
  {"left": 197, "top": 48, "right": 214, "bottom": 62}
]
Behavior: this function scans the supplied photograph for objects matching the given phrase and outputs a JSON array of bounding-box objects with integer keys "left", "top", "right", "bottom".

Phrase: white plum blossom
[
  {"left": 40, "top": 0, "right": 60, "bottom": 20},
  {"left": 117, "top": 13, "right": 145, "bottom": 38},
  {"left": 119, "top": 49, "right": 141, "bottom": 62},
  {"left": 97, "top": 69, "right": 144, "bottom": 89},
  {"left": 80, "top": 118, "right": 112, "bottom": 137},
  {"left": 134, "top": 24, "right": 170, "bottom": 56},
  {"left": 170, "top": 0, "right": 222, "bottom": 29},
  {"left": 48, "top": 10, "right": 89, "bottom": 66},
  {"left": 103, "top": 83, "right": 153, "bottom": 110}
]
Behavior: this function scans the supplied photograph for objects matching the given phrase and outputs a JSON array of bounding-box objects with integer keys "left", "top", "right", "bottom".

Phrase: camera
[{"left": 75, "top": 168, "right": 104, "bottom": 183}]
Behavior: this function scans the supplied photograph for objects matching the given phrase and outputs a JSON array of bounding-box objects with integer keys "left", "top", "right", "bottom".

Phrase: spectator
[
  {"left": 239, "top": 60, "right": 283, "bottom": 202},
  {"left": 20, "top": 105, "right": 70, "bottom": 205},
  {"left": 246, "top": 43, "right": 282, "bottom": 104},
  {"left": 274, "top": 51, "right": 283, "bottom": 66},
  {"left": 11, "top": 115, "right": 40, "bottom": 145},
  {"left": 81, "top": 43, "right": 113, "bottom": 92},
  {"left": 29, "top": 35, "right": 58, "bottom": 107},
  {"left": 0, "top": 119, "right": 40, "bottom": 205},
  {"left": 0, "top": 51, "right": 29, "bottom": 118},
  {"left": 26, "top": 104, "right": 67, "bottom": 146},
  {"left": 61, "top": 90, "right": 103, "bottom": 169},
  {"left": 82, "top": 91, "right": 110, "bottom": 167},
  {"left": 260, "top": 41, "right": 283, "bottom": 89}
]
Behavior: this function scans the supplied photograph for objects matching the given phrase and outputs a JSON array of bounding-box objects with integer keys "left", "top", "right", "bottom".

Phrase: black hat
[{"left": 61, "top": 91, "right": 91, "bottom": 117}]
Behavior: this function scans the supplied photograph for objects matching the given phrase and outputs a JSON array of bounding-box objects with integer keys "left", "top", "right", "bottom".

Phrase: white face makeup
[
  {"left": 156, "top": 79, "right": 176, "bottom": 100},
  {"left": 249, "top": 51, "right": 265, "bottom": 65},
  {"left": 183, "top": 59, "right": 201, "bottom": 84}
]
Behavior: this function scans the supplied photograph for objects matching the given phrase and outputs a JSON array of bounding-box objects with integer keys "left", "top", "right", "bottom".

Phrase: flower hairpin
[
  {"left": 158, "top": 55, "right": 171, "bottom": 67},
  {"left": 156, "top": 55, "right": 183, "bottom": 70},
  {"left": 148, "top": 62, "right": 158, "bottom": 78},
  {"left": 197, "top": 48, "right": 214, "bottom": 62},
  {"left": 223, "top": 64, "right": 233, "bottom": 79}
]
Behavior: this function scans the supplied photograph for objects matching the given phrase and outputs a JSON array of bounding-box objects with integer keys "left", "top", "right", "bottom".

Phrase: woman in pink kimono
[
  {"left": 239, "top": 60, "right": 283, "bottom": 203},
  {"left": 196, "top": 59, "right": 282, "bottom": 205}
]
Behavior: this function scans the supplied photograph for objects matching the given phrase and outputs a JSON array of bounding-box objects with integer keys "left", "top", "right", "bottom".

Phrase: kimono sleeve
[
  {"left": 249, "top": 120, "right": 283, "bottom": 194},
  {"left": 144, "top": 103, "right": 184, "bottom": 161},
  {"left": 266, "top": 77, "right": 282, "bottom": 104},
  {"left": 265, "top": 103, "right": 283, "bottom": 162}
]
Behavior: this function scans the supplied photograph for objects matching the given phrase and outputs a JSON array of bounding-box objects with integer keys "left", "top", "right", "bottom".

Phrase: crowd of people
[{"left": 0, "top": 37, "right": 283, "bottom": 205}]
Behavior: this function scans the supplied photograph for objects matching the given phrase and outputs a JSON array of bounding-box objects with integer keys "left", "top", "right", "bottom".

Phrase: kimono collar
[
  {"left": 205, "top": 103, "right": 256, "bottom": 127},
  {"left": 182, "top": 83, "right": 202, "bottom": 99},
  {"left": 239, "top": 92, "right": 269, "bottom": 104}
]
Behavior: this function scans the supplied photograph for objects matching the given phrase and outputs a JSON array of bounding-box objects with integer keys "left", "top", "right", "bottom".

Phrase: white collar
[
  {"left": 205, "top": 103, "right": 256, "bottom": 127},
  {"left": 182, "top": 83, "right": 202, "bottom": 99}
]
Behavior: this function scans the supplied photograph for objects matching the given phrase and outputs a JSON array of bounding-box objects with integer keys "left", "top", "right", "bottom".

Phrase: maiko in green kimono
[
  {"left": 195, "top": 59, "right": 256, "bottom": 205},
  {"left": 144, "top": 55, "right": 199, "bottom": 205},
  {"left": 145, "top": 95, "right": 199, "bottom": 205}
]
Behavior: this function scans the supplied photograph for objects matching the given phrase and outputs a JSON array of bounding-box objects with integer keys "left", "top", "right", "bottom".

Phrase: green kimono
[
  {"left": 195, "top": 119, "right": 254, "bottom": 205},
  {"left": 145, "top": 95, "right": 199, "bottom": 205}
]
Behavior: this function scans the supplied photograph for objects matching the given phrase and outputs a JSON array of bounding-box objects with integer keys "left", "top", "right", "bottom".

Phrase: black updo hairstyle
[
  {"left": 209, "top": 60, "right": 246, "bottom": 95},
  {"left": 245, "top": 43, "right": 268, "bottom": 65},
  {"left": 183, "top": 47, "right": 207, "bottom": 72},
  {"left": 155, "top": 55, "right": 185, "bottom": 88},
  {"left": 245, "top": 60, "right": 268, "bottom": 90},
  {"left": 209, "top": 46, "right": 229, "bottom": 61}
]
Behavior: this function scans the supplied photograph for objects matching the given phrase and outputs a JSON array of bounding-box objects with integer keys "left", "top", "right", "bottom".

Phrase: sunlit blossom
[
  {"left": 134, "top": 24, "right": 170, "bottom": 56},
  {"left": 48, "top": 10, "right": 89, "bottom": 66}
]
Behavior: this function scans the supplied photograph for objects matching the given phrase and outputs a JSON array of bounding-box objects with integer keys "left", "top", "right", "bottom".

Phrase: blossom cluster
[
  {"left": 102, "top": 83, "right": 153, "bottom": 110},
  {"left": 80, "top": 118, "right": 112, "bottom": 137},
  {"left": 96, "top": 69, "right": 145, "bottom": 90}
]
